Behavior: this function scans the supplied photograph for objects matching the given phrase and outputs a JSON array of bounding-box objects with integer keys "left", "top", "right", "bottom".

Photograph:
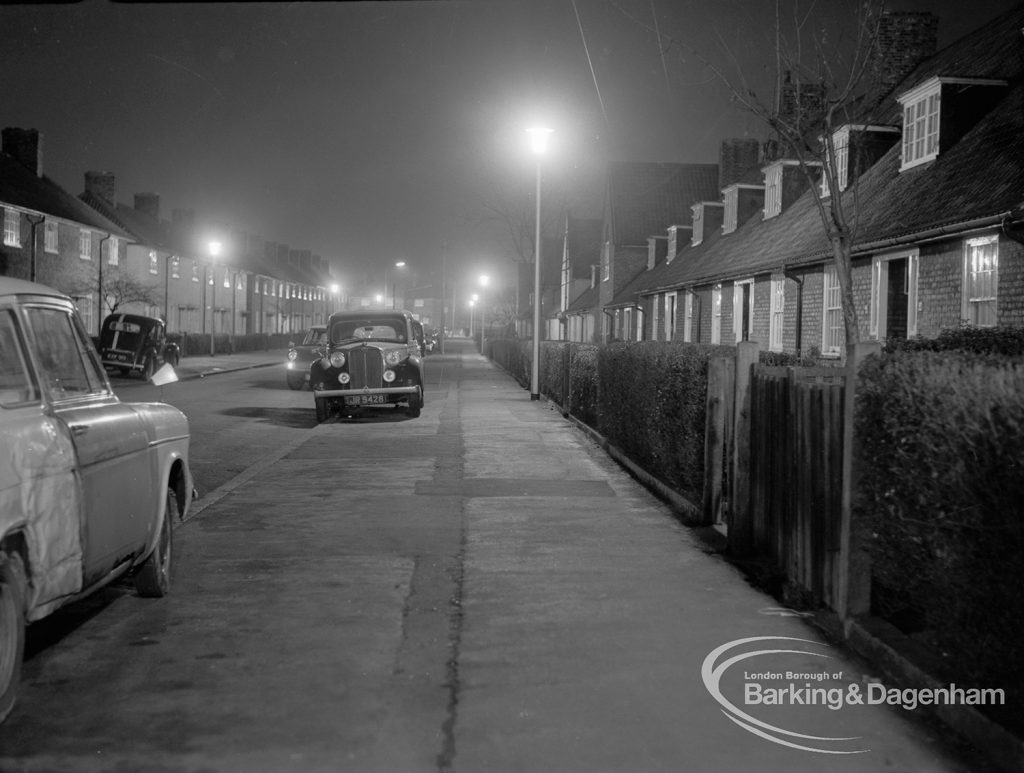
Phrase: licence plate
[{"left": 344, "top": 394, "right": 388, "bottom": 406}]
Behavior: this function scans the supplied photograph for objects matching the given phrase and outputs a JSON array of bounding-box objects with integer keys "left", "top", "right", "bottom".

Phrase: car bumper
[{"left": 314, "top": 386, "right": 419, "bottom": 399}]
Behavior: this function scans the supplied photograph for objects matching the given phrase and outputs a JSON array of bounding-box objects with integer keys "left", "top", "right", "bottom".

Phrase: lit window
[
  {"left": 105, "top": 237, "right": 119, "bottom": 266},
  {"left": 821, "top": 128, "right": 850, "bottom": 197},
  {"left": 711, "top": 284, "right": 722, "bottom": 344},
  {"left": 769, "top": 277, "right": 785, "bottom": 352},
  {"left": 79, "top": 230, "right": 92, "bottom": 260},
  {"left": 3, "top": 209, "right": 20, "bottom": 247},
  {"left": 822, "top": 267, "right": 843, "bottom": 355},
  {"left": 149, "top": 251, "right": 159, "bottom": 275},
  {"left": 191, "top": 261, "right": 199, "bottom": 282},
  {"left": 963, "top": 236, "right": 998, "bottom": 327},
  {"left": 666, "top": 292, "right": 677, "bottom": 342},
  {"left": 223, "top": 271, "right": 231, "bottom": 289},
  {"left": 44, "top": 220, "right": 58, "bottom": 253},
  {"left": 171, "top": 257, "right": 181, "bottom": 279},
  {"left": 733, "top": 279, "right": 754, "bottom": 343}
]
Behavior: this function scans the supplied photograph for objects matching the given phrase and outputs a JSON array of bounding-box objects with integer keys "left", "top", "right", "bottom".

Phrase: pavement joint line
[{"left": 180, "top": 424, "right": 321, "bottom": 525}]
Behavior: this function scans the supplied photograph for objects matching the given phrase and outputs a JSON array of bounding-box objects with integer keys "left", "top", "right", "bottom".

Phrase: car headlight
[
  {"left": 287, "top": 350, "right": 298, "bottom": 361},
  {"left": 383, "top": 369, "right": 396, "bottom": 383},
  {"left": 339, "top": 372, "right": 350, "bottom": 385},
  {"left": 384, "top": 350, "right": 405, "bottom": 366},
  {"left": 329, "top": 351, "right": 346, "bottom": 368}
]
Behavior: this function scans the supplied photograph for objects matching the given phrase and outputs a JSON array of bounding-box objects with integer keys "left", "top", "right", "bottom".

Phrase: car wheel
[
  {"left": 168, "top": 351, "right": 180, "bottom": 368},
  {"left": 141, "top": 357, "right": 155, "bottom": 382},
  {"left": 0, "top": 552, "right": 26, "bottom": 724},
  {"left": 286, "top": 372, "right": 305, "bottom": 390},
  {"left": 315, "top": 397, "right": 329, "bottom": 423},
  {"left": 134, "top": 488, "right": 175, "bottom": 598},
  {"left": 406, "top": 387, "right": 422, "bottom": 418}
]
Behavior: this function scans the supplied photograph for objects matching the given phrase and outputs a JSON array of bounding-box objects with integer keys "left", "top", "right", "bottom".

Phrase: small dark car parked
[
  {"left": 98, "top": 313, "right": 180, "bottom": 380},
  {"left": 310, "top": 310, "right": 425, "bottom": 422},
  {"left": 285, "top": 325, "right": 327, "bottom": 390}
]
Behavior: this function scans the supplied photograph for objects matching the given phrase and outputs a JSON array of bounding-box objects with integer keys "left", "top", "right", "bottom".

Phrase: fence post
[
  {"left": 703, "top": 356, "right": 729, "bottom": 527},
  {"left": 837, "top": 340, "right": 883, "bottom": 626},
  {"left": 562, "top": 344, "right": 571, "bottom": 416},
  {"left": 730, "top": 341, "right": 760, "bottom": 555}
]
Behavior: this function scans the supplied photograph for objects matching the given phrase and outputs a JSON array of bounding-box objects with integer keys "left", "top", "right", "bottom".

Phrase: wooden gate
[{"left": 749, "top": 365, "right": 846, "bottom": 607}]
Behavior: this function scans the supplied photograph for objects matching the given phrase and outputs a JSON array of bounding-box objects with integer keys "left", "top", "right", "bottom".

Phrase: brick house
[{"left": 635, "top": 6, "right": 1024, "bottom": 355}]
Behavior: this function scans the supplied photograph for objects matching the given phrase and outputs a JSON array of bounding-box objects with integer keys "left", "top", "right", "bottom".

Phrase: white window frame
[
  {"left": 822, "top": 266, "right": 844, "bottom": 355},
  {"left": 652, "top": 293, "right": 663, "bottom": 341},
  {"left": 171, "top": 257, "right": 180, "bottom": 280},
  {"left": 665, "top": 292, "right": 677, "bottom": 342},
  {"left": 733, "top": 279, "right": 755, "bottom": 344},
  {"left": 79, "top": 229, "right": 92, "bottom": 260},
  {"left": 711, "top": 284, "right": 722, "bottom": 344},
  {"left": 821, "top": 127, "right": 850, "bottom": 198},
  {"left": 105, "top": 237, "right": 119, "bottom": 266},
  {"left": 4, "top": 209, "right": 21, "bottom": 247},
  {"left": 44, "top": 219, "right": 58, "bottom": 253},
  {"left": 191, "top": 261, "right": 199, "bottom": 282},
  {"left": 149, "top": 251, "right": 159, "bottom": 275},
  {"left": 769, "top": 277, "right": 785, "bottom": 352},
  {"left": 722, "top": 187, "right": 738, "bottom": 234},
  {"left": 683, "top": 291, "right": 693, "bottom": 343},
  {"left": 691, "top": 205, "right": 704, "bottom": 246},
  {"left": 962, "top": 235, "right": 998, "bottom": 327},
  {"left": 637, "top": 306, "right": 645, "bottom": 341},
  {"left": 869, "top": 248, "right": 919, "bottom": 340},
  {"left": 763, "top": 164, "right": 782, "bottom": 219}
]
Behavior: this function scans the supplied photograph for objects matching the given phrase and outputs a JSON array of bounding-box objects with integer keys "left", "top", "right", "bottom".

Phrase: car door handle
[{"left": 71, "top": 425, "right": 89, "bottom": 436}]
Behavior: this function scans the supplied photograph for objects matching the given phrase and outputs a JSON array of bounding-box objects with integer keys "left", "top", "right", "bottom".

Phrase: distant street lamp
[
  {"left": 329, "top": 282, "right": 340, "bottom": 316},
  {"left": 478, "top": 274, "right": 490, "bottom": 351},
  {"left": 207, "top": 240, "right": 222, "bottom": 356},
  {"left": 387, "top": 260, "right": 407, "bottom": 309},
  {"left": 527, "top": 126, "right": 552, "bottom": 400}
]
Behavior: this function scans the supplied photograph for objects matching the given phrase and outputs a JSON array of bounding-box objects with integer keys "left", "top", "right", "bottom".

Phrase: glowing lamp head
[{"left": 527, "top": 126, "right": 553, "bottom": 156}]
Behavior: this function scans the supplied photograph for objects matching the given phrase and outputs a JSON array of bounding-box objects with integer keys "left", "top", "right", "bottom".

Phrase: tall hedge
[{"left": 855, "top": 350, "right": 1024, "bottom": 728}]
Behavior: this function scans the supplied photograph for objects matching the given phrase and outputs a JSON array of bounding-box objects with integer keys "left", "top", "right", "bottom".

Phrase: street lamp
[
  {"left": 208, "top": 240, "right": 222, "bottom": 356},
  {"left": 329, "top": 283, "right": 340, "bottom": 316},
  {"left": 469, "top": 296, "right": 478, "bottom": 338},
  {"left": 384, "top": 260, "right": 407, "bottom": 309},
  {"left": 527, "top": 126, "right": 552, "bottom": 400},
  {"left": 478, "top": 274, "right": 490, "bottom": 352}
]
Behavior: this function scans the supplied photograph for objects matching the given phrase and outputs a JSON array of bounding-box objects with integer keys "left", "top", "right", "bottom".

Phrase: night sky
[{"left": 3, "top": 0, "right": 1019, "bottom": 291}]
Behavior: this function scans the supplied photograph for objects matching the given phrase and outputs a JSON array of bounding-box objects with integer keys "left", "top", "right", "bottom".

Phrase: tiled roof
[
  {"left": 0, "top": 155, "right": 131, "bottom": 238},
  {"left": 608, "top": 162, "right": 720, "bottom": 246},
  {"left": 566, "top": 282, "right": 599, "bottom": 315}
]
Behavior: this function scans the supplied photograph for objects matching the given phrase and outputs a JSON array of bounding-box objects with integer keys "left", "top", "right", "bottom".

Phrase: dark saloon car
[
  {"left": 99, "top": 312, "right": 180, "bottom": 380},
  {"left": 310, "top": 310, "right": 425, "bottom": 422},
  {"left": 0, "top": 278, "right": 192, "bottom": 722},
  {"left": 285, "top": 325, "right": 327, "bottom": 390}
]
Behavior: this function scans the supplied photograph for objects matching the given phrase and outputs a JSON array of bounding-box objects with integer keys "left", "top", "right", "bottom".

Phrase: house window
[
  {"left": 191, "top": 261, "right": 199, "bottom": 282},
  {"left": 823, "top": 266, "right": 844, "bottom": 355},
  {"left": 733, "top": 279, "right": 754, "bottom": 343},
  {"left": 769, "top": 277, "right": 785, "bottom": 352},
  {"left": 722, "top": 188, "right": 738, "bottom": 234},
  {"left": 821, "top": 127, "right": 850, "bottom": 197},
  {"left": 149, "top": 251, "right": 159, "bottom": 275},
  {"left": 3, "top": 209, "right": 20, "bottom": 247},
  {"left": 74, "top": 293, "right": 94, "bottom": 333},
  {"left": 105, "top": 237, "right": 119, "bottom": 266},
  {"left": 171, "top": 257, "right": 180, "bottom": 280},
  {"left": 652, "top": 293, "right": 663, "bottom": 340},
  {"left": 711, "top": 284, "right": 722, "bottom": 344},
  {"left": 637, "top": 307, "right": 645, "bottom": 341},
  {"left": 601, "top": 242, "right": 610, "bottom": 281},
  {"left": 763, "top": 164, "right": 782, "bottom": 219},
  {"left": 683, "top": 291, "right": 693, "bottom": 343},
  {"left": 963, "top": 236, "right": 998, "bottom": 327},
  {"left": 623, "top": 307, "right": 634, "bottom": 341},
  {"left": 691, "top": 205, "right": 705, "bottom": 246},
  {"left": 223, "top": 271, "right": 231, "bottom": 289},
  {"left": 79, "top": 230, "right": 92, "bottom": 260},
  {"left": 870, "top": 249, "right": 919, "bottom": 341},
  {"left": 44, "top": 220, "right": 58, "bottom": 253},
  {"left": 236, "top": 274, "right": 245, "bottom": 292},
  {"left": 666, "top": 292, "right": 677, "bottom": 342},
  {"left": 899, "top": 80, "right": 941, "bottom": 170}
]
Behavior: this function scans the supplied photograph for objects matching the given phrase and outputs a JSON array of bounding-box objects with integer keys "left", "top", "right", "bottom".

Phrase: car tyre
[
  {"left": 315, "top": 397, "right": 329, "bottom": 423},
  {"left": 406, "top": 386, "right": 422, "bottom": 418},
  {"left": 141, "top": 357, "right": 155, "bottom": 382},
  {"left": 0, "top": 552, "right": 26, "bottom": 724},
  {"left": 134, "top": 488, "right": 175, "bottom": 598},
  {"left": 286, "top": 372, "right": 305, "bottom": 390}
]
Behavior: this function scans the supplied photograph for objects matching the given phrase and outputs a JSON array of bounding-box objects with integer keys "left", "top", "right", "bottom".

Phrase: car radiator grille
[{"left": 348, "top": 347, "right": 383, "bottom": 389}]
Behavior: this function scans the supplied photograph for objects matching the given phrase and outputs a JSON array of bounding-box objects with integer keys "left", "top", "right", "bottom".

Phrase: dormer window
[
  {"left": 899, "top": 79, "right": 941, "bottom": 170},
  {"left": 821, "top": 127, "right": 850, "bottom": 197},
  {"left": 723, "top": 188, "right": 739, "bottom": 233},
  {"left": 763, "top": 164, "right": 782, "bottom": 219}
]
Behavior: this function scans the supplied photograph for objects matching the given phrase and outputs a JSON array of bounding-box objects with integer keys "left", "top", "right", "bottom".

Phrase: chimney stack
[
  {"left": 134, "top": 192, "right": 160, "bottom": 220},
  {"left": 874, "top": 12, "right": 938, "bottom": 95},
  {"left": 84, "top": 171, "right": 117, "bottom": 205},
  {"left": 718, "top": 138, "right": 761, "bottom": 191},
  {"left": 2, "top": 128, "right": 43, "bottom": 177}
]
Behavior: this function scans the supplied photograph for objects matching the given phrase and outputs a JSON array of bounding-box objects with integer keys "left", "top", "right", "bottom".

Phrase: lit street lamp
[
  {"left": 329, "top": 282, "right": 340, "bottom": 316},
  {"left": 527, "top": 126, "right": 552, "bottom": 400},
  {"left": 208, "top": 240, "right": 222, "bottom": 356},
  {"left": 478, "top": 274, "right": 490, "bottom": 351},
  {"left": 468, "top": 297, "right": 477, "bottom": 338},
  {"left": 385, "top": 260, "right": 407, "bottom": 309}
]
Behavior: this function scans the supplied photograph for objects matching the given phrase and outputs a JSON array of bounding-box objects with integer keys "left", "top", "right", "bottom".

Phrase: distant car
[
  {"left": 285, "top": 325, "right": 328, "bottom": 390},
  {"left": 0, "top": 278, "right": 192, "bottom": 723},
  {"left": 98, "top": 312, "right": 180, "bottom": 380},
  {"left": 310, "top": 310, "right": 425, "bottom": 422}
]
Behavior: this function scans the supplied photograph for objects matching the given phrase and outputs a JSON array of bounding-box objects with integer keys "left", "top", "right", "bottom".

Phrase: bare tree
[
  {"left": 619, "top": 0, "right": 895, "bottom": 348},
  {"left": 64, "top": 263, "right": 162, "bottom": 319}
]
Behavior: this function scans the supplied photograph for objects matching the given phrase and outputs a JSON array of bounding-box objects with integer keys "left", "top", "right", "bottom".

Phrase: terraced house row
[
  {"left": 554, "top": 6, "right": 1024, "bottom": 354},
  {"left": 0, "top": 129, "right": 336, "bottom": 338}
]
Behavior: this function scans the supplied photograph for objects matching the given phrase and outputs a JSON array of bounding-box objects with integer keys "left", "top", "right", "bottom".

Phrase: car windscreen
[
  {"left": 302, "top": 328, "right": 328, "bottom": 346},
  {"left": 330, "top": 319, "right": 406, "bottom": 344},
  {"left": 99, "top": 317, "right": 145, "bottom": 350}
]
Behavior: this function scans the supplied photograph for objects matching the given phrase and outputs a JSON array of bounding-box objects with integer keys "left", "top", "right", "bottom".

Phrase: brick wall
[
  {"left": 999, "top": 237, "right": 1024, "bottom": 326},
  {"left": 916, "top": 241, "right": 963, "bottom": 337}
]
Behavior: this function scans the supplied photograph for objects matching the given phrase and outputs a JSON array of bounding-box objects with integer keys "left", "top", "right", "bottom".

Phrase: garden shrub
[
  {"left": 855, "top": 350, "right": 1024, "bottom": 729},
  {"left": 569, "top": 344, "right": 599, "bottom": 429},
  {"left": 884, "top": 324, "right": 1024, "bottom": 356}
]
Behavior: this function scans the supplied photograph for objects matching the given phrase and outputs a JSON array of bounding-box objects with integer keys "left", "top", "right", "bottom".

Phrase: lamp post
[
  {"left": 390, "top": 260, "right": 407, "bottom": 309},
  {"left": 478, "top": 274, "right": 490, "bottom": 352},
  {"left": 329, "top": 283, "right": 340, "bottom": 317},
  {"left": 468, "top": 298, "right": 476, "bottom": 338},
  {"left": 208, "top": 240, "right": 222, "bottom": 356},
  {"left": 527, "top": 126, "right": 552, "bottom": 400}
]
